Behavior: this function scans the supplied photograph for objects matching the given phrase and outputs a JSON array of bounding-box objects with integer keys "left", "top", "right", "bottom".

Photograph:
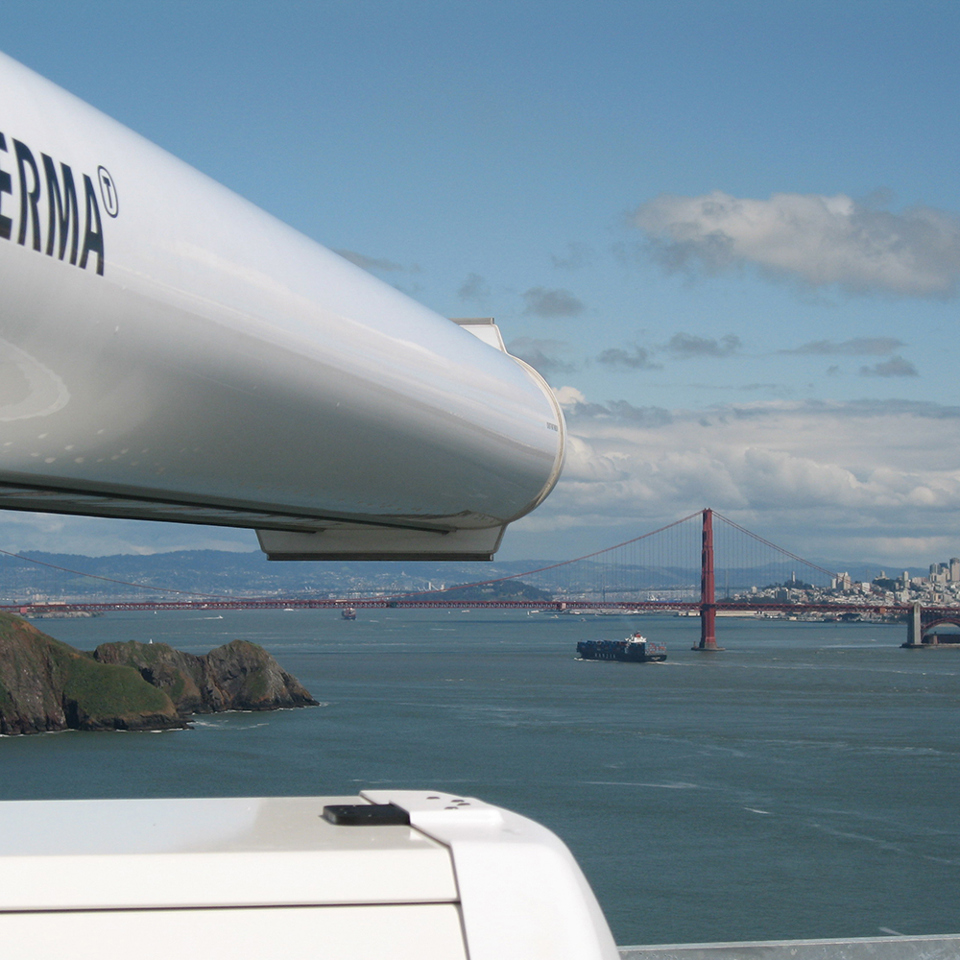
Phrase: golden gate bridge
[{"left": 3, "top": 509, "right": 955, "bottom": 647}]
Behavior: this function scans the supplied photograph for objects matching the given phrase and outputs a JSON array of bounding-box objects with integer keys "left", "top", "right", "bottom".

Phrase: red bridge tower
[{"left": 695, "top": 508, "right": 722, "bottom": 651}]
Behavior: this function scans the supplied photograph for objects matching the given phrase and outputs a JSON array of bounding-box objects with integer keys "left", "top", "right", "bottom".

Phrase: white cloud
[
  {"left": 596, "top": 345, "right": 661, "bottom": 370},
  {"left": 522, "top": 287, "right": 585, "bottom": 317},
  {"left": 859, "top": 356, "right": 918, "bottom": 377},
  {"left": 781, "top": 338, "right": 905, "bottom": 356},
  {"left": 524, "top": 395, "right": 960, "bottom": 565},
  {"left": 550, "top": 242, "right": 593, "bottom": 270},
  {"left": 507, "top": 337, "right": 579, "bottom": 375},
  {"left": 664, "top": 332, "right": 741, "bottom": 358},
  {"left": 458, "top": 272, "right": 490, "bottom": 302},
  {"left": 632, "top": 191, "right": 960, "bottom": 297},
  {"left": 553, "top": 385, "right": 586, "bottom": 407}
]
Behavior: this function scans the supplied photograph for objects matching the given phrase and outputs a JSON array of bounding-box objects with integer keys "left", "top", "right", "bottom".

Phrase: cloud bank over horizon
[{"left": 506, "top": 388, "right": 960, "bottom": 567}]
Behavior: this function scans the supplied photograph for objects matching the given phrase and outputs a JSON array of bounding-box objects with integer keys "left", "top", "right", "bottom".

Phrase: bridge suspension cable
[
  {"left": 713, "top": 512, "right": 838, "bottom": 581},
  {"left": 0, "top": 509, "right": 843, "bottom": 609}
]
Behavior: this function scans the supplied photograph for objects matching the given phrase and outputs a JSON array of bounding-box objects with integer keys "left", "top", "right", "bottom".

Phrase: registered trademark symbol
[{"left": 97, "top": 166, "right": 119, "bottom": 218}]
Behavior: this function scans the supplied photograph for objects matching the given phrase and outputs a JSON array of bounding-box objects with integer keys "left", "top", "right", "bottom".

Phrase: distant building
[{"left": 873, "top": 576, "right": 898, "bottom": 592}]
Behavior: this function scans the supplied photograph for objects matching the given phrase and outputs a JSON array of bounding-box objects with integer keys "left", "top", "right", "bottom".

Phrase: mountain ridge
[{"left": 0, "top": 549, "right": 920, "bottom": 604}]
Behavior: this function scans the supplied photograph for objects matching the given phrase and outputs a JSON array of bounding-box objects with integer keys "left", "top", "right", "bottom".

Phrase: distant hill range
[
  {"left": 0, "top": 549, "right": 923, "bottom": 605},
  {"left": 0, "top": 550, "right": 559, "bottom": 604}
]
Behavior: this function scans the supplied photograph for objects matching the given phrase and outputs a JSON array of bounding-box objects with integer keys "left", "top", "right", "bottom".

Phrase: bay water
[{"left": 1, "top": 608, "right": 957, "bottom": 947}]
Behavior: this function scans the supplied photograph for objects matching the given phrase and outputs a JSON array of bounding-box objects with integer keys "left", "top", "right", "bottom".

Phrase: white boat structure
[
  {"left": 0, "top": 51, "right": 563, "bottom": 562},
  {"left": 0, "top": 791, "right": 617, "bottom": 960}
]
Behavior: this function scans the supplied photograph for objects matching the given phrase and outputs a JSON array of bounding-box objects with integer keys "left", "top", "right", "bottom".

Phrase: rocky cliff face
[
  {"left": 0, "top": 615, "right": 182, "bottom": 735},
  {"left": 92, "top": 639, "right": 318, "bottom": 714},
  {"left": 0, "top": 613, "right": 317, "bottom": 735}
]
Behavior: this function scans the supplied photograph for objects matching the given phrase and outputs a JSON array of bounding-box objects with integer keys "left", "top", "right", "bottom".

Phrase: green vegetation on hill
[
  {"left": 0, "top": 613, "right": 317, "bottom": 735},
  {"left": 61, "top": 656, "right": 172, "bottom": 723},
  {"left": 0, "top": 613, "right": 182, "bottom": 734},
  {"left": 94, "top": 638, "right": 317, "bottom": 715}
]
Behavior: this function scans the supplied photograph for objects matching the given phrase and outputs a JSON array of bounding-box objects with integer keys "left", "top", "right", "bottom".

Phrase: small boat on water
[
  {"left": 577, "top": 633, "right": 667, "bottom": 663},
  {"left": 341, "top": 607, "right": 357, "bottom": 620}
]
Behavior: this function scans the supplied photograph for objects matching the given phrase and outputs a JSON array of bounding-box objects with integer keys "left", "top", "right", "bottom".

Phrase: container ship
[{"left": 576, "top": 634, "right": 667, "bottom": 663}]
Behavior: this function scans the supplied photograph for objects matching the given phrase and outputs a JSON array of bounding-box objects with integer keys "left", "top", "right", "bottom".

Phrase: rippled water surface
[{"left": 2, "top": 609, "right": 958, "bottom": 946}]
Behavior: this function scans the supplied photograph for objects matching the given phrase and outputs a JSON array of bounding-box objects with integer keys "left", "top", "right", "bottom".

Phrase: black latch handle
[{"left": 322, "top": 802, "right": 411, "bottom": 826}]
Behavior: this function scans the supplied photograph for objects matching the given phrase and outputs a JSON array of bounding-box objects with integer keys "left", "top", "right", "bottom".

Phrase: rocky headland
[{"left": 0, "top": 612, "right": 317, "bottom": 735}]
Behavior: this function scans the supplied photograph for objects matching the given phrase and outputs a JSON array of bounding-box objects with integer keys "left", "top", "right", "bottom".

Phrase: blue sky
[{"left": 3, "top": 0, "right": 960, "bottom": 566}]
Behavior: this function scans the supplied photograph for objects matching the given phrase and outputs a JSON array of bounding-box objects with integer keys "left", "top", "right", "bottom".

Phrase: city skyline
[{"left": 2, "top": 1, "right": 960, "bottom": 565}]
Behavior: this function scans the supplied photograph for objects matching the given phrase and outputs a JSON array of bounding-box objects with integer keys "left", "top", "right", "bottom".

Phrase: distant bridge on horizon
[{"left": 3, "top": 509, "right": 956, "bottom": 647}]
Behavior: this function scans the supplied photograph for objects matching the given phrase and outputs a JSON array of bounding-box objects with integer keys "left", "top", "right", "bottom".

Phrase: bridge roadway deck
[{"left": 0, "top": 599, "right": 945, "bottom": 616}]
